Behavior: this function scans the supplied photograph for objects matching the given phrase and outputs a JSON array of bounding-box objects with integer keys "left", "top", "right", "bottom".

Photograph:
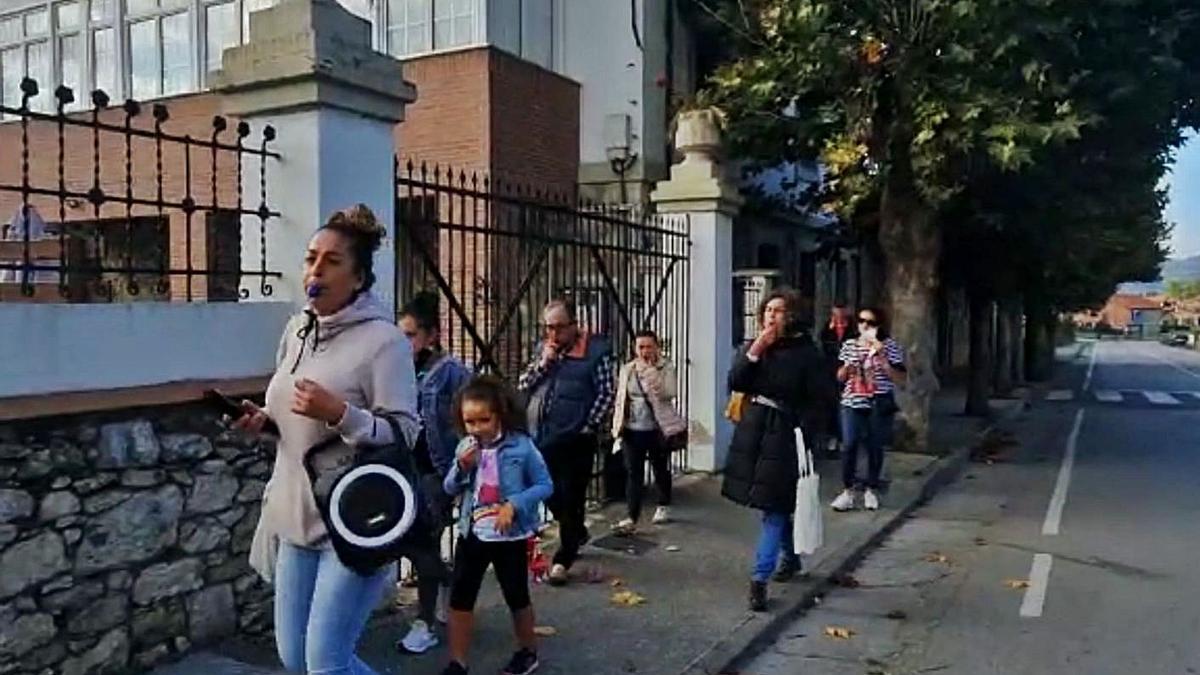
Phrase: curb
[{"left": 679, "top": 392, "right": 1030, "bottom": 675}]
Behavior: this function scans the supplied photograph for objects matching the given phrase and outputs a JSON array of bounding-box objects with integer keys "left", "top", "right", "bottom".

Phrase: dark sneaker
[
  {"left": 440, "top": 662, "right": 468, "bottom": 675},
  {"left": 501, "top": 648, "right": 540, "bottom": 675},
  {"left": 749, "top": 580, "right": 768, "bottom": 612},
  {"left": 773, "top": 557, "right": 802, "bottom": 583}
]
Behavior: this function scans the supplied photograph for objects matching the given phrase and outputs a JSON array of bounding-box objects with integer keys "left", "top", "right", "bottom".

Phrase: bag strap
[{"left": 632, "top": 367, "right": 667, "bottom": 432}]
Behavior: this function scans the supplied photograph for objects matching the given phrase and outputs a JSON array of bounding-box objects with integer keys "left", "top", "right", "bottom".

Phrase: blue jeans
[
  {"left": 752, "top": 511, "right": 798, "bottom": 582},
  {"left": 274, "top": 542, "right": 392, "bottom": 674},
  {"left": 840, "top": 396, "right": 896, "bottom": 490}
]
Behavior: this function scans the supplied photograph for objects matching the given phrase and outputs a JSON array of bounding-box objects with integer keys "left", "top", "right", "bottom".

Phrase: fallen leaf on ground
[
  {"left": 885, "top": 609, "right": 908, "bottom": 620},
  {"left": 823, "top": 626, "right": 856, "bottom": 639},
  {"left": 611, "top": 590, "right": 647, "bottom": 606},
  {"left": 923, "top": 552, "right": 951, "bottom": 564},
  {"left": 665, "top": 545, "right": 681, "bottom": 552},
  {"left": 610, "top": 578, "right": 624, "bottom": 588},
  {"left": 533, "top": 625, "right": 557, "bottom": 637},
  {"left": 1004, "top": 579, "right": 1031, "bottom": 589}
]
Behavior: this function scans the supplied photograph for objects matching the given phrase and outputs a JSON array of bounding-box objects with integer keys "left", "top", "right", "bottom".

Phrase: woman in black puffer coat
[{"left": 722, "top": 287, "right": 829, "bottom": 612}]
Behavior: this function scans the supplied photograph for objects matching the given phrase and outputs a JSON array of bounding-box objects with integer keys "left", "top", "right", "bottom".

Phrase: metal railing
[
  {"left": 395, "top": 159, "right": 693, "bottom": 501},
  {"left": 0, "top": 78, "right": 280, "bottom": 303}
]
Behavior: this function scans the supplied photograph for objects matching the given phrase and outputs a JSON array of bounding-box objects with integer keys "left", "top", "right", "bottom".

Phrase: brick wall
[{"left": 488, "top": 49, "right": 580, "bottom": 193}]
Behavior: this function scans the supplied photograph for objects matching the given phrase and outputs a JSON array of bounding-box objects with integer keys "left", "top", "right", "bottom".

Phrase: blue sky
[{"left": 1167, "top": 131, "right": 1200, "bottom": 259}]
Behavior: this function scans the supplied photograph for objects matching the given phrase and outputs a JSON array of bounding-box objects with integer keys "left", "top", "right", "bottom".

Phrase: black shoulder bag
[{"left": 304, "top": 415, "right": 431, "bottom": 576}]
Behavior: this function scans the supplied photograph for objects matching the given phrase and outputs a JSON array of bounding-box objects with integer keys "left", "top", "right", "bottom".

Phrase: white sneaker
[
  {"left": 863, "top": 489, "right": 880, "bottom": 511},
  {"left": 548, "top": 563, "right": 569, "bottom": 587},
  {"left": 397, "top": 619, "right": 439, "bottom": 654},
  {"left": 613, "top": 518, "right": 637, "bottom": 535},
  {"left": 434, "top": 584, "right": 449, "bottom": 625},
  {"left": 831, "top": 489, "right": 857, "bottom": 512},
  {"left": 652, "top": 506, "right": 672, "bottom": 524}
]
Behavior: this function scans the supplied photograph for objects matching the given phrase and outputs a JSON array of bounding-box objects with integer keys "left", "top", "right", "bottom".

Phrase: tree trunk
[
  {"left": 1010, "top": 299, "right": 1025, "bottom": 385},
  {"left": 993, "top": 296, "right": 1016, "bottom": 396},
  {"left": 879, "top": 182, "right": 941, "bottom": 453},
  {"left": 1024, "top": 296, "right": 1055, "bottom": 382},
  {"left": 965, "top": 290, "right": 994, "bottom": 416}
]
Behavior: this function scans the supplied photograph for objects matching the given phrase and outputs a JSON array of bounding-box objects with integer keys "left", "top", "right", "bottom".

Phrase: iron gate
[{"left": 394, "top": 160, "right": 692, "bottom": 499}]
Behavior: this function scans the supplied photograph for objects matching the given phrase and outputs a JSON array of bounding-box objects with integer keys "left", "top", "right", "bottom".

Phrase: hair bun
[{"left": 328, "top": 204, "right": 386, "bottom": 252}]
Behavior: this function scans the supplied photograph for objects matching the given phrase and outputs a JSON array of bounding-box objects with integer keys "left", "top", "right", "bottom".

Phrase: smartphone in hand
[{"left": 203, "top": 389, "right": 279, "bottom": 436}]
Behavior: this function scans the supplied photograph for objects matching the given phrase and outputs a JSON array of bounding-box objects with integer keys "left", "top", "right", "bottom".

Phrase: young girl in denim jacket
[{"left": 441, "top": 376, "right": 554, "bottom": 675}]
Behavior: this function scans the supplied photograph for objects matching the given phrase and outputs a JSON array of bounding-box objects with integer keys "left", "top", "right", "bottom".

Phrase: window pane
[
  {"left": 125, "top": 0, "right": 159, "bottom": 16},
  {"left": 521, "top": 0, "right": 553, "bottom": 69},
  {"left": 91, "top": 0, "right": 115, "bottom": 23},
  {"left": 243, "top": 0, "right": 278, "bottom": 40},
  {"left": 1, "top": 46, "right": 23, "bottom": 109},
  {"left": 93, "top": 26, "right": 116, "bottom": 96},
  {"left": 25, "top": 10, "right": 50, "bottom": 36},
  {"left": 407, "top": 24, "right": 427, "bottom": 53},
  {"left": 27, "top": 41, "right": 51, "bottom": 111},
  {"left": 129, "top": 18, "right": 159, "bottom": 98},
  {"left": 0, "top": 17, "right": 21, "bottom": 45},
  {"left": 59, "top": 33, "right": 84, "bottom": 107},
  {"left": 161, "top": 0, "right": 191, "bottom": 11},
  {"left": 162, "top": 11, "right": 192, "bottom": 95},
  {"left": 56, "top": 2, "right": 83, "bottom": 31},
  {"left": 206, "top": 1, "right": 238, "bottom": 73}
]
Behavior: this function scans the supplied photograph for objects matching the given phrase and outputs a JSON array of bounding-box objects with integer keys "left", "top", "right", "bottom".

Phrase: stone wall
[{"left": 0, "top": 401, "right": 274, "bottom": 674}]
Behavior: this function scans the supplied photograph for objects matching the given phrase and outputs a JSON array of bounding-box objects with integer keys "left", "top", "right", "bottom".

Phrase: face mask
[{"left": 861, "top": 327, "right": 878, "bottom": 341}]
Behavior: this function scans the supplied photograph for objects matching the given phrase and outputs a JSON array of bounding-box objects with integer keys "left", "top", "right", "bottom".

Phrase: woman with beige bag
[{"left": 611, "top": 330, "right": 687, "bottom": 534}]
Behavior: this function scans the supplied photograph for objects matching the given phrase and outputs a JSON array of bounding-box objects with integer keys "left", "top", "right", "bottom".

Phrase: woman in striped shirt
[{"left": 831, "top": 307, "right": 907, "bottom": 512}]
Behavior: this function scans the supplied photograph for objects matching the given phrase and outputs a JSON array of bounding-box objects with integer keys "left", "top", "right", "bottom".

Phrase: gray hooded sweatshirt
[{"left": 249, "top": 292, "right": 419, "bottom": 580}]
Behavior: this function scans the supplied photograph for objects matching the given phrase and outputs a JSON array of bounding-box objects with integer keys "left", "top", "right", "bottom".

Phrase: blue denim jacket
[
  {"left": 443, "top": 432, "right": 554, "bottom": 539},
  {"left": 417, "top": 352, "right": 472, "bottom": 477}
]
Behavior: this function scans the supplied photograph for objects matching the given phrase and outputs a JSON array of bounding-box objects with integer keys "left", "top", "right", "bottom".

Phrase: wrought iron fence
[
  {"left": 395, "top": 159, "right": 692, "bottom": 503},
  {"left": 0, "top": 78, "right": 280, "bottom": 303}
]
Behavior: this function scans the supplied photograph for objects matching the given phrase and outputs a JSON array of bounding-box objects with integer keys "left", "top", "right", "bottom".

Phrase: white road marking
[
  {"left": 1093, "top": 390, "right": 1123, "bottom": 403},
  {"left": 1143, "top": 391, "right": 1181, "bottom": 406},
  {"left": 1019, "top": 554, "right": 1054, "bottom": 618},
  {"left": 1083, "top": 342, "right": 1098, "bottom": 391},
  {"left": 1042, "top": 408, "right": 1084, "bottom": 536},
  {"left": 1140, "top": 345, "right": 1200, "bottom": 382},
  {"left": 1045, "top": 390, "right": 1075, "bottom": 401}
]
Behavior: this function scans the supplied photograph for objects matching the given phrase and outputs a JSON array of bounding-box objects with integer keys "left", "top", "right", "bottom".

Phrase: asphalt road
[{"left": 739, "top": 339, "right": 1200, "bottom": 675}]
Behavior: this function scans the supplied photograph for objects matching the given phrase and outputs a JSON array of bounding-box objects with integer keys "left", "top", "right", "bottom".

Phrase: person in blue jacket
[
  {"left": 440, "top": 375, "right": 554, "bottom": 675},
  {"left": 396, "top": 292, "right": 473, "bottom": 654}
]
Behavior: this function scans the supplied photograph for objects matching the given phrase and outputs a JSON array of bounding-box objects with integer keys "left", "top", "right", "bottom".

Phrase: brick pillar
[
  {"left": 214, "top": 0, "right": 416, "bottom": 313},
  {"left": 651, "top": 109, "right": 742, "bottom": 473}
]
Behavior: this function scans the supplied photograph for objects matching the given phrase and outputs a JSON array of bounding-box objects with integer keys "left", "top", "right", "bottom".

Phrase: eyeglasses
[
  {"left": 543, "top": 321, "right": 575, "bottom": 333},
  {"left": 858, "top": 317, "right": 879, "bottom": 327}
]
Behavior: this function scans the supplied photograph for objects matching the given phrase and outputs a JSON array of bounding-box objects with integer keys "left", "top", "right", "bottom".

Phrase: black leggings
[{"left": 449, "top": 534, "right": 530, "bottom": 613}]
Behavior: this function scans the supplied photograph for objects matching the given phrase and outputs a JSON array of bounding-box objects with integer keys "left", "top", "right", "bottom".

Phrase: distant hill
[{"left": 1118, "top": 255, "right": 1200, "bottom": 295}]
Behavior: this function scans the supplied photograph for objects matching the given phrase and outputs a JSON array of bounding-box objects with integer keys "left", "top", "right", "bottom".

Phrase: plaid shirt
[{"left": 518, "top": 343, "right": 616, "bottom": 434}]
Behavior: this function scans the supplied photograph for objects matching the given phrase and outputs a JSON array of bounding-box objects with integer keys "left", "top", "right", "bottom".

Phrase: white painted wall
[
  {"left": 0, "top": 302, "right": 293, "bottom": 399},
  {"left": 239, "top": 106, "right": 398, "bottom": 316},
  {"left": 561, "top": 0, "right": 646, "bottom": 168}
]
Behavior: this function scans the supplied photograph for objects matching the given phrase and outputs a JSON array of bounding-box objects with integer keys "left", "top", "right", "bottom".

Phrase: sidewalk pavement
[{"left": 154, "top": 386, "right": 1028, "bottom": 675}]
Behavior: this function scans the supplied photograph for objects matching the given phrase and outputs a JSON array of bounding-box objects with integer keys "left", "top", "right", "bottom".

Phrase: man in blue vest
[{"left": 519, "top": 298, "right": 616, "bottom": 586}]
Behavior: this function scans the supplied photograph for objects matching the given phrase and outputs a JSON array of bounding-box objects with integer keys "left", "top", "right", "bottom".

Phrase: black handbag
[{"left": 304, "top": 415, "right": 431, "bottom": 576}]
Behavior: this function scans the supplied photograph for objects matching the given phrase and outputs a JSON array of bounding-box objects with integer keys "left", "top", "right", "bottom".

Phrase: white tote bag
[{"left": 792, "top": 427, "right": 823, "bottom": 555}]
